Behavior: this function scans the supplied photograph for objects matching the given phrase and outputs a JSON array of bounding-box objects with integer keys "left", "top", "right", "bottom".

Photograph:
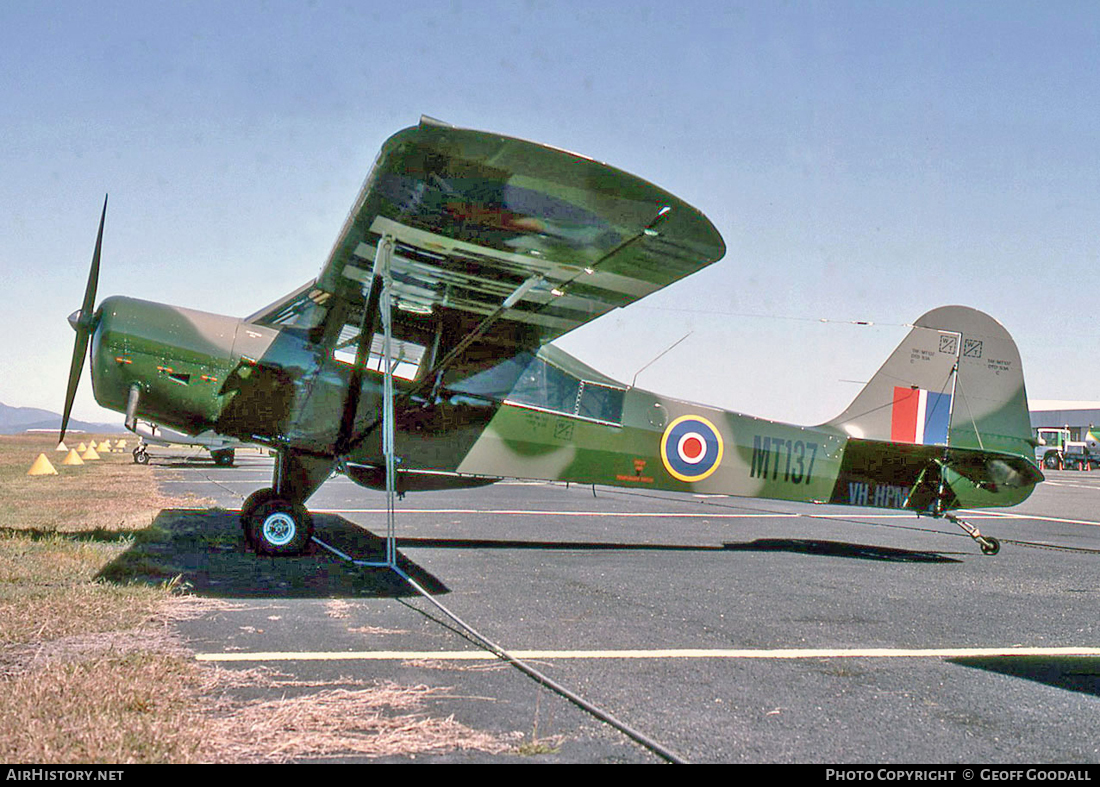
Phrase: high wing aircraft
[
  {"left": 61, "top": 117, "right": 1042, "bottom": 558},
  {"left": 127, "top": 418, "right": 242, "bottom": 466}
]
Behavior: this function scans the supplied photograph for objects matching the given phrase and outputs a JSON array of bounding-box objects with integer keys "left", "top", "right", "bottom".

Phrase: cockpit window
[
  {"left": 576, "top": 381, "right": 625, "bottom": 424},
  {"left": 251, "top": 285, "right": 331, "bottom": 330},
  {"left": 266, "top": 289, "right": 330, "bottom": 330},
  {"left": 509, "top": 356, "right": 581, "bottom": 416},
  {"left": 505, "top": 356, "right": 624, "bottom": 425}
]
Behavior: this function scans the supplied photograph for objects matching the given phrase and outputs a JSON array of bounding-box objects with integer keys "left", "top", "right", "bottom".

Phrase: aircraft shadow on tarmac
[
  {"left": 96, "top": 509, "right": 962, "bottom": 600},
  {"left": 95, "top": 509, "right": 450, "bottom": 600},
  {"left": 388, "top": 535, "right": 957, "bottom": 564},
  {"left": 950, "top": 656, "right": 1100, "bottom": 698},
  {"left": 721, "top": 538, "right": 962, "bottom": 563}
]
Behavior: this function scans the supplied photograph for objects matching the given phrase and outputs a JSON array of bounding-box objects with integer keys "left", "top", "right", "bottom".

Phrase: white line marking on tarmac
[
  {"left": 170, "top": 501, "right": 1100, "bottom": 529},
  {"left": 958, "top": 510, "right": 1100, "bottom": 528},
  {"left": 1042, "top": 480, "right": 1100, "bottom": 490},
  {"left": 298, "top": 509, "right": 800, "bottom": 519},
  {"left": 196, "top": 645, "right": 1100, "bottom": 663}
]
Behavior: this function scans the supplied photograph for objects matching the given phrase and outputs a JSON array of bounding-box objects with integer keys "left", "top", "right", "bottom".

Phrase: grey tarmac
[{"left": 149, "top": 450, "right": 1100, "bottom": 764}]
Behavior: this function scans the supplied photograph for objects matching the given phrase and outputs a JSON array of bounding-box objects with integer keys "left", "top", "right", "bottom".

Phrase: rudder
[{"left": 826, "top": 306, "right": 1033, "bottom": 462}]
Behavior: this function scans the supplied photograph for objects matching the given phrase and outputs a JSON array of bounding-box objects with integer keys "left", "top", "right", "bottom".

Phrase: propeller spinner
[{"left": 60, "top": 195, "right": 107, "bottom": 442}]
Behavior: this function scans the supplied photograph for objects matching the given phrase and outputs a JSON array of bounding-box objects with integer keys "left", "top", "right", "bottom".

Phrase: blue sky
[{"left": 3, "top": 1, "right": 1099, "bottom": 425}]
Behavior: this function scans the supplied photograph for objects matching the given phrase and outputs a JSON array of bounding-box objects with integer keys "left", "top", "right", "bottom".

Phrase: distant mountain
[{"left": 0, "top": 402, "right": 126, "bottom": 435}]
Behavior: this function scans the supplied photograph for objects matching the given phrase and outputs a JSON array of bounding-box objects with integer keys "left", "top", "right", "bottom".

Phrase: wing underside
[{"left": 316, "top": 118, "right": 726, "bottom": 345}]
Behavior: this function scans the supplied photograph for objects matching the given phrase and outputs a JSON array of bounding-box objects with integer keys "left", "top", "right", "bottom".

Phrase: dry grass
[
  {"left": 0, "top": 435, "right": 185, "bottom": 650},
  {"left": 0, "top": 652, "right": 210, "bottom": 763},
  {"left": 205, "top": 674, "right": 517, "bottom": 762},
  {"left": 0, "top": 434, "right": 194, "bottom": 534},
  {"left": 0, "top": 434, "right": 517, "bottom": 762},
  {"left": 0, "top": 434, "right": 209, "bottom": 762}
]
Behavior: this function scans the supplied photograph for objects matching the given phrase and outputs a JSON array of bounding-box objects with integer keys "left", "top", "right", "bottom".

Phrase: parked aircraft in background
[{"left": 127, "top": 418, "right": 241, "bottom": 466}]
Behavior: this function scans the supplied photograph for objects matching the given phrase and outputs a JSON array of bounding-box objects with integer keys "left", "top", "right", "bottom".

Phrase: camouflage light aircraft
[{"left": 61, "top": 117, "right": 1042, "bottom": 557}]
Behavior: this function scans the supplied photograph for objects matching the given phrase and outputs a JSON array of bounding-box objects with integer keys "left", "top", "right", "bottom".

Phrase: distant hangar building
[{"left": 1029, "top": 400, "right": 1100, "bottom": 441}]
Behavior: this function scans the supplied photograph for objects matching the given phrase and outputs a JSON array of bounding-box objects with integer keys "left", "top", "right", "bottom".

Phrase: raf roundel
[{"left": 660, "top": 415, "right": 724, "bottom": 483}]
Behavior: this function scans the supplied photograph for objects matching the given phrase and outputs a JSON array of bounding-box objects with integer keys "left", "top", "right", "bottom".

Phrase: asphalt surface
[{"left": 142, "top": 448, "right": 1100, "bottom": 763}]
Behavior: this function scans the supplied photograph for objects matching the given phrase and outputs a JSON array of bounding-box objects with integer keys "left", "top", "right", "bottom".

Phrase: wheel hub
[{"left": 262, "top": 512, "right": 297, "bottom": 546}]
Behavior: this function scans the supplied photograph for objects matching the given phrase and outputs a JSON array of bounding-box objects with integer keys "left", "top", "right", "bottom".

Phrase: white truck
[{"left": 1034, "top": 426, "right": 1100, "bottom": 470}]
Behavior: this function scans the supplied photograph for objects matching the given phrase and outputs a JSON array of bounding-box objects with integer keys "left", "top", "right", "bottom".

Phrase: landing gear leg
[
  {"left": 945, "top": 512, "right": 1001, "bottom": 555},
  {"left": 915, "top": 455, "right": 1001, "bottom": 556}
]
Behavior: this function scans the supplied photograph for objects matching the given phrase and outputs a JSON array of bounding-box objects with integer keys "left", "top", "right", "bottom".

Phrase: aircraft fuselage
[{"left": 87, "top": 295, "right": 1037, "bottom": 516}]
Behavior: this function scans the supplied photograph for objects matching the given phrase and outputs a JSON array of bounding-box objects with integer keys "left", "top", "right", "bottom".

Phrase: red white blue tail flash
[{"left": 891, "top": 387, "right": 952, "bottom": 445}]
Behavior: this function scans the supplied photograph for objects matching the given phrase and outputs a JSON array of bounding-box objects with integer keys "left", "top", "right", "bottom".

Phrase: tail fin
[{"left": 827, "top": 305, "right": 1033, "bottom": 461}]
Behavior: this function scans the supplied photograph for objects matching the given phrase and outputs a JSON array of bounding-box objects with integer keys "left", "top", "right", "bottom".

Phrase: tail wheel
[{"left": 246, "top": 497, "right": 313, "bottom": 556}]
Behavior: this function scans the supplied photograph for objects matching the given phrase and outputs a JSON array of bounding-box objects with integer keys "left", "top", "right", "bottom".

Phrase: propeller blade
[
  {"left": 60, "top": 331, "right": 90, "bottom": 442},
  {"left": 60, "top": 195, "right": 108, "bottom": 443},
  {"left": 82, "top": 195, "right": 107, "bottom": 318}
]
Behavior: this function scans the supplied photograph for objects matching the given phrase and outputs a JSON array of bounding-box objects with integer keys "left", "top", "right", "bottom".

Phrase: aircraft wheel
[
  {"left": 247, "top": 498, "right": 313, "bottom": 556},
  {"left": 979, "top": 536, "right": 1001, "bottom": 556},
  {"left": 211, "top": 448, "right": 235, "bottom": 467},
  {"left": 133, "top": 447, "right": 149, "bottom": 465},
  {"left": 241, "top": 487, "right": 278, "bottom": 520},
  {"left": 240, "top": 488, "right": 279, "bottom": 547}
]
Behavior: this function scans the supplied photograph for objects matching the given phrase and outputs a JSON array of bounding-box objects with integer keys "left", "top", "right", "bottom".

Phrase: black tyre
[
  {"left": 247, "top": 498, "right": 313, "bottom": 556},
  {"left": 133, "top": 447, "right": 149, "bottom": 465},
  {"left": 240, "top": 487, "right": 280, "bottom": 547}
]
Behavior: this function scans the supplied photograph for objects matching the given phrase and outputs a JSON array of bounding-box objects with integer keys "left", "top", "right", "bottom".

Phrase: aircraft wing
[{"left": 316, "top": 117, "right": 726, "bottom": 344}]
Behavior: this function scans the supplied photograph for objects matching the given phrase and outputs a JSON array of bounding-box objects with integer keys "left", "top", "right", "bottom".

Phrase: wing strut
[
  {"left": 335, "top": 242, "right": 387, "bottom": 458},
  {"left": 402, "top": 206, "right": 672, "bottom": 404},
  {"left": 349, "top": 236, "right": 545, "bottom": 565},
  {"left": 341, "top": 270, "right": 547, "bottom": 457},
  {"left": 411, "top": 272, "right": 545, "bottom": 397},
  {"left": 351, "top": 235, "right": 399, "bottom": 568}
]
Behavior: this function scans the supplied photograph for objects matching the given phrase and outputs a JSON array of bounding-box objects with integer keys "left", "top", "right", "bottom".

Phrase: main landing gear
[
  {"left": 240, "top": 488, "right": 314, "bottom": 556},
  {"left": 132, "top": 445, "right": 149, "bottom": 464},
  {"left": 239, "top": 450, "right": 330, "bottom": 556}
]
